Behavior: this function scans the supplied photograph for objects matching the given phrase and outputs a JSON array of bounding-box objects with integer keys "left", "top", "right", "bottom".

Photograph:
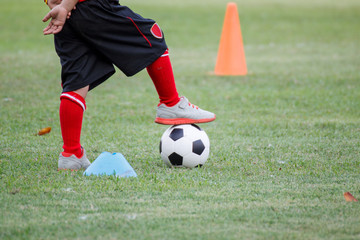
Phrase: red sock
[
  {"left": 59, "top": 92, "right": 86, "bottom": 158},
  {"left": 147, "top": 50, "right": 180, "bottom": 106}
]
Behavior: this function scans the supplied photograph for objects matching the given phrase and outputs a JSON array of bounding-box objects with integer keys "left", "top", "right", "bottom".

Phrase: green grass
[{"left": 1, "top": 0, "right": 360, "bottom": 239}]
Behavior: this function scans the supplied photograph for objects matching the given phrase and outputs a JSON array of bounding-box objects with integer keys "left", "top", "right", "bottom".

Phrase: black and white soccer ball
[{"left": 160, "top": 124, "right": 210, "bottom": 168}]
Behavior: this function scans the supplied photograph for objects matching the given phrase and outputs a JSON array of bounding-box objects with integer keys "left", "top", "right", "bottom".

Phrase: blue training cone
[{"left": 84, "top": 152, "right": 137, "bottom": 178}]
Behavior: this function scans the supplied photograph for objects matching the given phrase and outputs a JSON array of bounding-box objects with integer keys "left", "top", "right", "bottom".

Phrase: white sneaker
[
  {"left": 155, "top": 96, "right": 216, "bottom": 125},
  {"left": 58, "top": 148, "right": 91, "bottom": 170}
]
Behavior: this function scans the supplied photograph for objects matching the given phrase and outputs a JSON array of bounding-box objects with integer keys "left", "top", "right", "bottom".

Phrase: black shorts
[{"left": 54, "top": 0, "right": 168, "bottom": 92}]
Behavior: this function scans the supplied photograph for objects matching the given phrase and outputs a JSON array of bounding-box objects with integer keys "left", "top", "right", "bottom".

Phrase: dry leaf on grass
[
  {"left": 344, "top": 192, "right": 358, "bottom": 202},
  {"left": 37, "top": 127, "right": 51, "bottom": 136}
]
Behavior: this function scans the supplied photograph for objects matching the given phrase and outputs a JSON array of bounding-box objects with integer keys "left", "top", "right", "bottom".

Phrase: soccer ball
[{"left": 160, "top": 124, "right": 210, "bottom": 168}]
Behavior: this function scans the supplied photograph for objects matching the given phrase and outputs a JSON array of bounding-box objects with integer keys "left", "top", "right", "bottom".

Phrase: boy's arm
[
  {"left": 42, "top": 0, "right": 79, "bottom": 35},
  {"left": 46, "top": 0, "right": 62, "bottom": 9}
]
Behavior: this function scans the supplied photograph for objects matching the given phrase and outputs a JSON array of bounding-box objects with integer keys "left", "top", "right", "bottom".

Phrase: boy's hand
[
  {"left": 42, "top": 5, "right": 68, "bottom": 35},
  {"left": 47, "top": 0, "right": 75, "bottom": 19},
  {"left": 42, "top": 0, "right": 78, "bottom": 35}
]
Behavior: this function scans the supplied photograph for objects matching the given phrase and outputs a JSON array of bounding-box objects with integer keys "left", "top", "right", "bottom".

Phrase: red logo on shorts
[{"left": 150, "top": 23, "right": 163, "bottom": 39}]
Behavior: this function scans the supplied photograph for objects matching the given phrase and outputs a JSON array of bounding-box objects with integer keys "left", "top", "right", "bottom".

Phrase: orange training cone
[{"left": 214, "top": 2, "right": 247, "bottom": 76}]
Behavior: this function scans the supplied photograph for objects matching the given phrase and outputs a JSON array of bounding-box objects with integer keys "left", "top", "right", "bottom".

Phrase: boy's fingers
[
  {"left": 52, "top": 25, "right": 63, "bottom": 34},
  {"left": 43, "top": 24, "right": 63, "bottom": 35},
  {"left": 42, "top": 12, "right": 51, "bottom": 22},
  {"left": 43, "top": 27, "right": 52, "bottom": 35},
  {"left": 43, "top": 25, "right": 50, "bottom": 33},
  {"left": 43, "top": 22, "right": 52, "bottom": 35}
]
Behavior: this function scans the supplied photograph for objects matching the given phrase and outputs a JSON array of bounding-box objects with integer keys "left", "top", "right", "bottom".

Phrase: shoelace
[{"left": 188, "top": 102, "right": 199, "bottom": 109}]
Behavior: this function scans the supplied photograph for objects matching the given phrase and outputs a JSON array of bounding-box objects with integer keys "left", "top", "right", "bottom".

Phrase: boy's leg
[
  {"left": 146, "top": 50, "right": 180, "bottom": 107},
  {"left": 147, "top": 50, "right": 216, "bottom": 125},
  {"left": 66, "top": 3, "right": 215, "bottom": 125},
  {"left": 58, "top": 86, "right": 90, "bottom": 170}
]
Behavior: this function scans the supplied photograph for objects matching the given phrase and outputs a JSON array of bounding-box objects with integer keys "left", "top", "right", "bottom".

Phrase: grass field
[{"left": 1, "top": 0, "right": 360, "bottom": 239}]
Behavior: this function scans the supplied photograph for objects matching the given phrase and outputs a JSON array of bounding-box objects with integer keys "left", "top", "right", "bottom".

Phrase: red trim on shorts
[{"left": 127, "top": 17, "right": 152, "bottom": 47}]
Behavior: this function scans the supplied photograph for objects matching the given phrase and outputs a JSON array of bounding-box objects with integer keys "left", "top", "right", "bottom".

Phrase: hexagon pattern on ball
[
  {"left": 168, "top": 152, "right": 183, "bottom": 166},
  {"left": 192, "top": 140, "right": 205, "bottom": 155},
  {"left": 169, "top": 128, "right": 184, "bottom": 141},
  {"left": 160, "top": 124, "right": 210, "bottom": 168}
]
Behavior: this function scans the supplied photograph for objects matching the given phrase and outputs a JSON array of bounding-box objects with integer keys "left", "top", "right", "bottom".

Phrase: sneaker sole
[{"left": 155, "top": 116, "right": 216, "bottom": 125}]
